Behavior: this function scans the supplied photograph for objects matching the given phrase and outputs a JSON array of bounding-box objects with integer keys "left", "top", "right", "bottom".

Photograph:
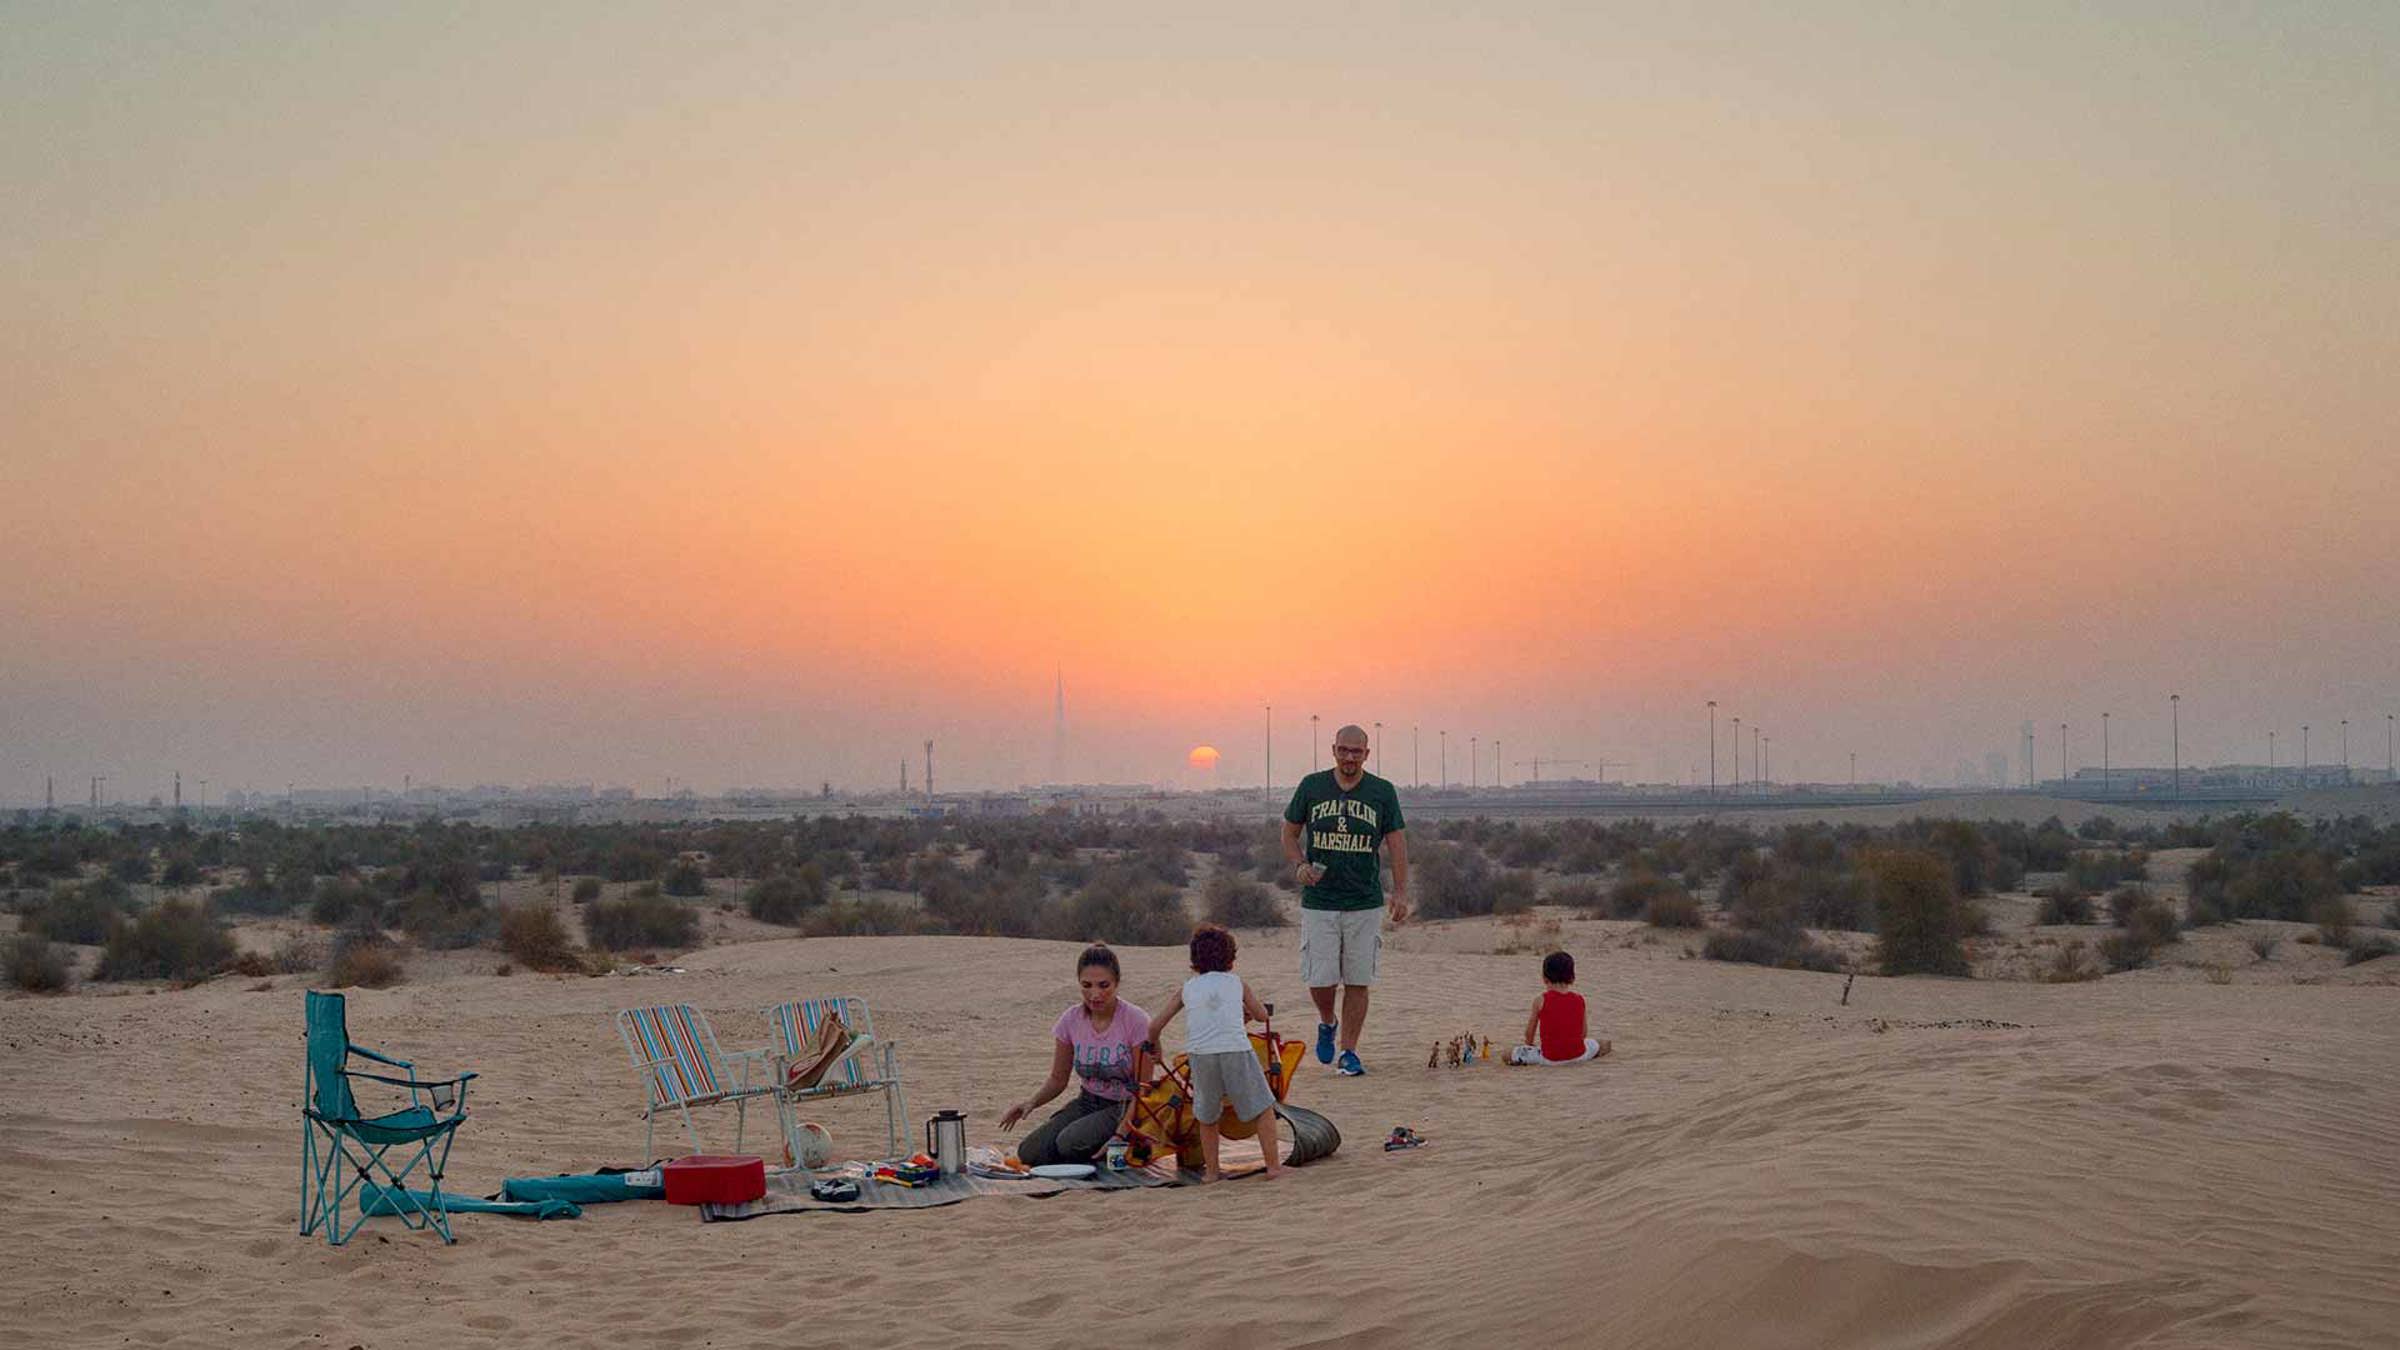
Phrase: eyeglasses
[{"left": 1332, "top": 746, "right": 1369, "bottom": 756}]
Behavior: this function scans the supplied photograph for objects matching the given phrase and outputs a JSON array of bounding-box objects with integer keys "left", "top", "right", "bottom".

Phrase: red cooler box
[{"left": 662, "top": 1154, "right": 766, "bottom": 1206}]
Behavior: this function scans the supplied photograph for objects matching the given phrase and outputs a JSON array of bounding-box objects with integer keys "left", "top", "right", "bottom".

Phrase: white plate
[{"left": 1027, "top": 1163, "right": 1095, "bottom": 1180}]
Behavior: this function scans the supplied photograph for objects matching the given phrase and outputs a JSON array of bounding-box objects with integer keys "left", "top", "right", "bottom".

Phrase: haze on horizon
[{"left": 5, "top": 3, "right": 2396, "bottom": 805}]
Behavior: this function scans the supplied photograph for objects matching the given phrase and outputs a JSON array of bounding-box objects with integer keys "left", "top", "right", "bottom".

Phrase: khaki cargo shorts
[{"left": 1300, "top": 906, "right": 1381, "bottom": 987}]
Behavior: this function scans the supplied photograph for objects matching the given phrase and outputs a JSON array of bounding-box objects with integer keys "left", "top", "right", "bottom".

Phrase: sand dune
[{"left": 4, "top": 922, "right": 2397, "bottom": 1349}]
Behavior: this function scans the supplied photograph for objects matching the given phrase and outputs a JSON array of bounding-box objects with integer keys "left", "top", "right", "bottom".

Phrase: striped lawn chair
[
  {"left": 766, "top": 995, "right": 909, "bottom": 1161},
  {"left": 616, "top": 1004, "right": 777, "bottom": 1159}
]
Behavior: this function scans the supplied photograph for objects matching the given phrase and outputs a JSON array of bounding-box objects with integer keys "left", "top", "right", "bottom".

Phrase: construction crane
[
  {"left": 1513, "top": 757, "right": 1588, "bottom": 784},
  {"left": 1590, "top": 759, "right": 1632, "bottom": 784}
]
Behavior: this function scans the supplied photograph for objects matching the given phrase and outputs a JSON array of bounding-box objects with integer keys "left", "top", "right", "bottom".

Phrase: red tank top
[{"left": 1537, "top": 989, "right": 1586, "bottom": 1062}]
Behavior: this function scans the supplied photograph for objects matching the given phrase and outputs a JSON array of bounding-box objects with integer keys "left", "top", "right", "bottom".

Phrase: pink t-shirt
[{"left": 1052, "top": 1000, "right": 1151, "bottom": 1102}]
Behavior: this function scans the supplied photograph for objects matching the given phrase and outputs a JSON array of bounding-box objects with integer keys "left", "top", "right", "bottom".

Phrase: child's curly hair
[
  {"left": 1541, "top": 950, "right": 1576, "bottom": 984},
  {"left": 1189, "top": 923, "right": 1237, "bottom": 973}
]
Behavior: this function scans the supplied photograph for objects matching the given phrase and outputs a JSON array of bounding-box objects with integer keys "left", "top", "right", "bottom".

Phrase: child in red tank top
[{"left": 1505, "top": 951, "right": 1613, "bottom": 1066}]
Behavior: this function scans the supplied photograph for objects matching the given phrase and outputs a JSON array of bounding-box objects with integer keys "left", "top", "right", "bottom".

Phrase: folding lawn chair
[
  {"left": 299, "top": 990, "right": 477, "bottom": 1247},
  {"left": 765, "top": 995, "right": 909, "bottom": 1161},
  {"left": 616, "top": 1004, "right": 778, "bottom": 1159}
]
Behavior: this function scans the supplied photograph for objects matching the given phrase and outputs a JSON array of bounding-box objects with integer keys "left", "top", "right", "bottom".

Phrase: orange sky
[{"left": 5, "top": 5, "right": 2396, "bottom": 799}]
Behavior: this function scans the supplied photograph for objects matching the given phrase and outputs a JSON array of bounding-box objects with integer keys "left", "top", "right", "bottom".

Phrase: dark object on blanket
[{"left": 809, "top": 1177, "right": 861, "bottom": 1203}]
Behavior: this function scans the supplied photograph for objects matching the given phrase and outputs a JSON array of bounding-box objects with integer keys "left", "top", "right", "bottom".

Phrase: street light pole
[
  {"left": 1310, "top": 714, "right": 1319, "bottom": 774},
  {"left": 1470, "top": 737, "right": 1478, "bottom": 791},
  {"left": 2302, "top": 723, "right": 2310, "bottom": 773},
  {"left": 1374, "top": 721, "right": 1383, "bottom": 778},
  {"left": 2171, "top": 694, "right": 2181, "bottom": 795},
  {"left": 1265, "top": 704, "right": 1272, "bottom": 795},
  {"left": 2060, "top": 722, "right": 2067, "bottom": 786},
  {"left": 1731, "top": 717, "right": 1741, "bottom": 793},
  {"left": 1439, "top": 731, "right": 1447, "bottom": 789},
  {"left": 1707, "top": 701, "right": 1717, "bottom": 798},
  {"left": 2340, "top": 718, "right": 2348, "bottom": 776},
  {"left": 1413, "top": 724, "right": 1420, "bottom": 788},
  {"left": 2102, "top": 712, "right": 2110, "bottom": 795}
]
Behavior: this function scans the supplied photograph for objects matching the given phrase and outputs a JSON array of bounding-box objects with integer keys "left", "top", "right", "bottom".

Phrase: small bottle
[{"left": 1103, "top": 1138, "right": 1129, "bottom": 1171}]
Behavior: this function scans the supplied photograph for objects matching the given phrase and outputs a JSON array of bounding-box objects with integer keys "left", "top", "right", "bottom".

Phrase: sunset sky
[{"left": 6, "top": 3, "right": 2396, "bottom": 802}]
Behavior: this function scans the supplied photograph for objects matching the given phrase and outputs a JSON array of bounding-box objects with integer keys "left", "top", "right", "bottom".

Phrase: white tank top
[{"left": 1181, "top": 971, "right": 1250, "bottom": 1054}]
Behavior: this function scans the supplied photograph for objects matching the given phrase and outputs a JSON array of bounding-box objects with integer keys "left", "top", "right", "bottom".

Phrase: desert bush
[
  {"left": 310, "top": 876, "right": 382, "bottom": 928},
  {"left": 800, "top": 899, "right": 925, "bottom": 937},
  {"left": 570, "top": 876, "right": 603, "bottom": 903},
  {"left": 2106, "top": 884, "right": 2154, "bottom": 928},
  {"left": 745, "top": 864, "right": 829, "bottom": 926},
  {"left": 2043, "top": 940, "right": 2098, "bottom": 983},
  {"left": 2246, "top": 934, "right": 2280, "bottom": 962},
  {"left": 1489, "top": 867, "right": 1540, "bottom": 916},
  {"left": 2098, "top": 932, "right": 2154, "bottom": 972},
  {"left": 272, "top": 932, "right": 325, "bottom": 974},
  {"left": 661, "top": 860, "right": 708, "bottom": 897},
  {"left": 1643, "top": 888, "right": 1703, "bottom": 929},
  {"left": 27, "top": 880, "right": 124, "bottom": 944},
  {"left": 327, "top": 929, "right": 405, "bottom": 989},
  {"left": 209, "top": 877, "right": 294, "bottom": 916},
  {"left": 1607, "top": 872, "right": 1680, "bottom": 921},
  {"left": 2076, "top": 815, "right": 2121, "bottom": 842},
  {"left": 1204, "top": 872, "right": 1288, "bottom": 928},
  {"left": 2036, "top": 887, "right": 2095, "bottom": 926},
  {"left": 497, "top": 902, "right": 581, "bottom": 972},
  {"left": 1702, "top": 926, "right": 1840, "bottom": 972},
  {"left": 1055, "top": 875, "right": 1188, "bottom": 946},
  {"left": 393, "top": 890, "right": 490, "bottom": 950},
  {"left": 93, "top": 897, "right": 236, "bottom": 981},
  {"left": 5, "top": 933, "right": 72, "bottom": 992},
  {"left": 2388, "top": 902, "right": 2400, "bottom": 931},
  {"left": 2312, "top": 896, "right": 2354, "bottom": 950},
  {"left": 921, "top": 868, "right": 1046, "bottom": 937},
  {"left": 1412, "top": 841, "right": 1499, "bottom": 919},
  {"left": 2203, "top": 962, "right": 2235, "bottom": 985},
  {"left": 2343, "top": 935, "right": 2395, "bottom": 966},
  {"left": 229, "top": 951, "right": 274, "bottom": 978},
  {"left": 1546, "top": 878, "right": 1610, "bottom": 913},
  {"left": 2067, "top": 850, "right": 2148, "bottom": 892},
  {"left": 584, "top": 892, "right": 699, "bottom": 952},
  {"left": 1869, "top": 848, "right": 1971, "bottom": 977}
]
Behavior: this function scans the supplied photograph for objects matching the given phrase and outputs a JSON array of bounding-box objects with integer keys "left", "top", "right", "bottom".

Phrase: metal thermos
[{"left": 925, "top": 1110, "right": 967, "bottom": 1175}]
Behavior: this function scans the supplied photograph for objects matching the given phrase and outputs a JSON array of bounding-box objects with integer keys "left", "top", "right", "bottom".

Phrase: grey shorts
[
  {"left": 1300, "top": 906, "right": 1381, "bottom": 987},
  {"left": 1187, "top": 1048, "right": 1275, "bottom": 1125}
]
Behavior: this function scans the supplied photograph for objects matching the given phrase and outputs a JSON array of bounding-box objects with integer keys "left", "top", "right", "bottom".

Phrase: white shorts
[
  {"left": 1300, "top": 906, "right": 1381, "bottom": 988},
  {"left": 1507, "top": 1039, "right": 1602, "bottom": 1066}
]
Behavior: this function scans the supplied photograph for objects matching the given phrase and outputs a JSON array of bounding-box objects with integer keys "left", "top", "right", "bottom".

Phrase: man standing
[{"left": 1282, "top": 723, "right": 1408, "bottom": 1076}]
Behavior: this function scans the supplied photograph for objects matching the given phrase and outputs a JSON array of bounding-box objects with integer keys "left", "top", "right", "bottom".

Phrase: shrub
[
  {"left": 2246, "top": 934, "right": 2280, "bottom": 962},
  {"left": 661, "top": 861, "right": 708, "bottom": 897},
  {"left": 2044, "top": 940, "right": 2098, "bottom": 983},
  {"left": 1702, "top": 926, "right": 1840, "bottom": 972},
  {"left": 1204, "top": 872, "right": 1288, "bottom": 928},
  {"left": 1546, "top": 879, "right": 1611, "bottom": 913},
  {"left": 2343, "top": 935, "right": 2396, "bottom": 966},
  {"left": 1608, "top": 872, "right": 1681, "bottom": 921},
  {"left": 497, "top": 902, "right": 581, "bottom": 972},
  {"left": 5, "top": 933, "right": 72, "bottom": 992},
  {"left": 584, "top": 892, "right": 699, "bottom": 952},
  {"left": 1054, "top": 875, "right": 1188, "bottom": 946},
  {"left": 2098, "top": 932, "right": 2154, "bottom": 972},
  {"left": 93, "top": 898, "right": 237, "bottom": 981},
  {"left": 745, "top": 865, "right": 828, "bottom": 926},
  {"left": 2036, "top": 888, "right": 2095, "bottom": 926},
  {"left": 394, "top": 890, "right": 490, "bottom": 950},
  {"left": 800, "top": 899, "right": 924, "bottom": 937},
  {"left": 570, "top": 877, "right": 603, "bottom": 903},
  {"left": 210, "top": 879, "right": 293, "bottom": 916},
  {"left": 2312, "top": 897, "right": 2354, "bottom": 950},
  {"left": 1489, "top": 868, "right": 1540, "bottom": 916},
  {"left": 921, "top": 868, "right": 1046, "bottom": 936},
  {"left": 327, "top": 930, "right": 405, "bottom": 989},
  {"left": 310, "top": 877, "right": 382, "bottom": 928},
  {"left": 272, "top": 933, "right": 325, "bottom": 974},
  {"left": 1412, "top": 842, "right": 1498, "bottom": 919},
  {"left": 1643, "top": 888, "right": 1703, "bottom": 929},
  {"left": 2067, "top": 850, "right": 2147, "bottom": 891},
  {"left": 27, "top": 882, "right": 122, "bottom": 944},
  {"left": 1869, "top": 849, "right": 1970, "bottom": 977}
]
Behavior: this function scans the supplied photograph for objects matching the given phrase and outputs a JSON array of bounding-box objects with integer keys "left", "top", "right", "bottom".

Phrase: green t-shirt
[{"left": 1283, "top": 769, "right": 1406, "bottom": 911}]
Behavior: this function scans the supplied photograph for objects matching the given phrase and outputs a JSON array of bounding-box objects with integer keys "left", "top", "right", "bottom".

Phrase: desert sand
[{"left": 6, "top": 903, "right": 2398, "bottom": 1350}]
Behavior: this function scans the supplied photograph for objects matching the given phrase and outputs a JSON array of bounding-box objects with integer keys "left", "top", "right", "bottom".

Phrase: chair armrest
[{"left": 349, "top": 1044, "right": 414, "bottom": 1069}]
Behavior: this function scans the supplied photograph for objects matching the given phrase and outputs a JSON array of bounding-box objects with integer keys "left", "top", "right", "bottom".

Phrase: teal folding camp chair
[
  {"left": 766, "top": 994, "right": 909, "bottom": 1160},
  {"left": 615, "top": 1004, "right": 778, "bottom": 1159},
  {"left": 299, "top": 990, "right": 477, "bottom": 1247}
]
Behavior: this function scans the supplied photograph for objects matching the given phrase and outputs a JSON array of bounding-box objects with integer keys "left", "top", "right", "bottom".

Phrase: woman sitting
[{"left": 1000, "top": 944, "right": 1151, "bottom": 1166}]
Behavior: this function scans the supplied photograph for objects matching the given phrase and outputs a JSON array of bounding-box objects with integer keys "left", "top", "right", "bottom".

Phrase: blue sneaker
[
  {"left": 1336, "top": 1049, "right": 1365, "bottom": 1077},
  {"left": 1315, "top": 1022, "right": 1337, "bottom": 1065}
]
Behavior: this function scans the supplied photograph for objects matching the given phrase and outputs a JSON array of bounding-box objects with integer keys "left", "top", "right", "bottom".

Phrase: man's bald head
[{"left": 1333, "top": 724, "right": 1369, "bottom": 748}]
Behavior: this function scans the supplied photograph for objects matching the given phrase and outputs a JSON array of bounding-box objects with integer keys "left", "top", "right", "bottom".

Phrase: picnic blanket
[{"left": 700, "top": 1141, "right": 1275, "bottom": 1221}]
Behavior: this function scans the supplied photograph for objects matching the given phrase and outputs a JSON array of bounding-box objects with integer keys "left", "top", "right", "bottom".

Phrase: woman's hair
[
  {"left": 1077, "top": 944, "right": 1121, "bottom": 980},
  {"left": 1541, "top": 950, "right": 1576, "bottom": 984},
  {"left": 1188, "top": 924, "right": 1237, "bottom": 974}
]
